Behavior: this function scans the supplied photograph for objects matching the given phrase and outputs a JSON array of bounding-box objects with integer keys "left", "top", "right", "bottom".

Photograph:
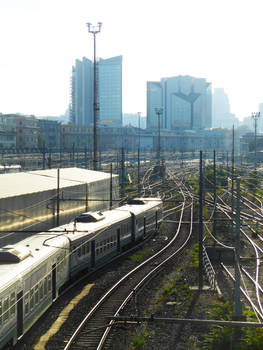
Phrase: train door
[
  {"left": 52, "top": 264, "right": 56, "bottom": 301},
  {"left": 117, "top": 228, "right": 121, "bottom": 252},
  {"left": 143, "top": 217, "right": 146, "bottom": 238},
  {"left": 91, "top": 240, "right": 95, "bottom": 268},
  {"left": 17, "top": 291, "right": 23, "bottom": 338},
  {"left": 131, "top": 214, "right": 136, "bottom": 243}
]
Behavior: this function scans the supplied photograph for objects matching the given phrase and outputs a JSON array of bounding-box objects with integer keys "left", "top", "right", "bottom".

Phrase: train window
[
  {"left": 100, "top": 247, "right": 103, "bottom": 253},
  {"left": 0, "top": 300, "right": 2, "bottom": 325},
  {"left": 103, "top": 240, "right": 106, "bottom": 245},
  {"left": 81, "top": 244, "right": 85, "bottom": 256},
  {"left": 44, "top": 277, "right": 48, "bottom": 295},
  {"left": 3, "top": 298, "right": 9, "bottom": 322},
  {"left": 47, "top": 275, "right": 52, "bottom": 292},
  {"left": 34, "top": 285, "right": 39, "bottom": 305},
  {"left": 30, "top": 289, "right": 34, "bottom": 310},
  {"left": 57, "top": 257, "right": 60, "bottom": 273},
  {"left": 24, "top": 293, "right": 29, "bottom": 315},
  {"left": 96, "top": 249, "right": 99, "bottom": 256},
  {"left": 86, "top": 242, "right": 90, "bottom": 253},
  {"left": 59, "top": 256, "right": 62, "bottom": 270},
  {"left": 10, "top": 292, "right": 15, "bottom": 316},
  {"left": 77, "top": 247, "right": 81, "bottom": 257},
  {"left": 107, "top": 238, "right": 110, "bottom": 243},
  {"left": 40, "top": 281, "right": 44, "bottom": 300}
]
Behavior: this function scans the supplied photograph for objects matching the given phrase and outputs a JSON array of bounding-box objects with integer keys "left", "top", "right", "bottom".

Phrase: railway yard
[{"left": 2, "top": 155, "right": 263, "bottom": 349}]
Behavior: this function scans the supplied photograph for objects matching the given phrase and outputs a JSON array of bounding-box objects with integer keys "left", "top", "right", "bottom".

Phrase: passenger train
[{"left": 0, "top": 197, "right": 162, "bottom": 348}]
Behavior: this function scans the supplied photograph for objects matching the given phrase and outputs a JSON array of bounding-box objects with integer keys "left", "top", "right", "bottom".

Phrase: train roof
[
  {"left": 0, "top": 197, "right": 162, "bottom": 291},
  {"left": 0, "top": 233, "right": 68, "bottom": 292},
  {"left": 0, "top": 167, "right": 117, "bottom": 199},
  {"left": 117, "top": 197, "right": 162, "bottom": 215},
  {"left": 55, "top": 198, "right": 162, "bottom": 241},
  {"left": 54, "top": 208, "right": 131, "bottom": 241}
]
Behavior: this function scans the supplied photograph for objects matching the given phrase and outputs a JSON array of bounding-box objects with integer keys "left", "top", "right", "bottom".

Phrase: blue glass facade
[{"left": 71, "top": 56, "right": 122, "bottom": 127}]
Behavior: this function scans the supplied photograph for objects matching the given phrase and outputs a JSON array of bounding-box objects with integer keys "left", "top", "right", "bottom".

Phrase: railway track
[
  {"left": 24, "top": 187, "right": 189, "bottom": 350},
  {"left": 59, "top": 189, "right": 190, "bottom": 349}
]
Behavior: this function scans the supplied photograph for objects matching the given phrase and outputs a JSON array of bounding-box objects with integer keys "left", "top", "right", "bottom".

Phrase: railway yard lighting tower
[
  {"left": 87, "top": 22, "right": 102, "bottom": 171},
  {"left": 251, "top": 112, "right": 260, "bottom": 170},
  {"left": 155, "top": 107, "right": 163, "bottom": 169},
  {"left": 137, "top": 112, "right": 141, "bottom": 151},
  {"left": 137, "top": 112, "right": 141, "bottom": 196}
]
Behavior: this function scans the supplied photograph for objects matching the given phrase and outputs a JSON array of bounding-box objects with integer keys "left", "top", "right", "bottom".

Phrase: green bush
[{"left": 131, "top": 336, "right": 145, "bottom": 349}]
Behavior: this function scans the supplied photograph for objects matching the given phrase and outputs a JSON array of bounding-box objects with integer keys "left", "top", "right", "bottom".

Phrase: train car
[
  {"left": 0, "top": 198, "right": 162, "bottom": 348},
  {"left": 0, "top": 234, "right": 69, "bottom": 348},
  {"left": 119, "top": 198, "right": 163, "bottom": 241}
]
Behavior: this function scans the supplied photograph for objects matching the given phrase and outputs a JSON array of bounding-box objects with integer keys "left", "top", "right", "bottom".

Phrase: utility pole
[
  {"left": 137, "top": 112, "right": 141, "bottom": 197},
  {"left": 137, "top": 148, "right": 141, "bottom": 197},
  {"left": 199, "top": 150, "right": 203, "bottom": 291},
  {"left": 213, "top": 150, "right": 217, "bottom": 243},
  {"left": 155, "top": 107, "right": 163, "bottom": 174},
  {"left": 121, "top": 147, "right": 125, "bottom": 198},
  {"left": 110, "top": 163, "right": 113, "bottom": 209},
  {"left": 42, "top": 143, "right": 46, "bottom": 170},
  {"left": 137, "top": 112, "right": 141, "bottom": 152},
  {"left": 234, "top": 177, "right": 242, "bottom": 318},
  {"left": 251, "top": 112, "right": 260, "bottom": 170},
  {"left": 56, "top": 168, "right": 60, "bottom": 226},
  {"left": 87, "top": 22, "right": 102, "bottom": 171},
  {"left": 231, "top": 125, "right": 235, "bottom": 236}
]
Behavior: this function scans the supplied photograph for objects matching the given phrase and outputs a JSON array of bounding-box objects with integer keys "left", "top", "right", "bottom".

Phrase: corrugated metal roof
[{"left": 0, "top": 167, "right": 117, "bottom": 199}]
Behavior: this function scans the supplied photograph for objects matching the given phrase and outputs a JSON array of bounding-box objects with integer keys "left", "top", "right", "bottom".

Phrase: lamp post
[
  {"left": 137, "top": 112, "right": 141, "bottom": 150},
  {"left": 155, "top": 107, "right": 163, "bottom": 168},
  {"left": 137, "top": 112, "right": 141, "bottom": 196},
  {"left": 87, "top": 22, "right": 102, "bottom": 171},
  {"left": 251, "top": 112, "right": 260, "bottom": 170}
]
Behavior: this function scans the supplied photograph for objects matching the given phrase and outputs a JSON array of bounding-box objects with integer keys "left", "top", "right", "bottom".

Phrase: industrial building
[{"left": 0, "top": 167, "right": 119, "bottom": 247}]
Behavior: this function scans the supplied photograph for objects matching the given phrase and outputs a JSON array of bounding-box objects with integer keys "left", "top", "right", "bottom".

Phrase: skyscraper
[
  {"left": 147, "top": 75, "right": 212, "bottom": 130},
  {"left": 71, "top": 57, "right": 93, "bottom": 126},
  {"left": 70, "top": 56, "right": 122, "bottom": 127}
]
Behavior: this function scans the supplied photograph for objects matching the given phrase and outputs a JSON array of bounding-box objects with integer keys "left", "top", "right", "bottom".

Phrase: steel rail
[
  {"left": 97, "top": 190, "right": 193, "bottom": 349},
  {"left": 221, "top": 263, "right": 263, "bottom": 320},
  {"left": 63, "top": 189, "right": 188, "bottom": 350}
]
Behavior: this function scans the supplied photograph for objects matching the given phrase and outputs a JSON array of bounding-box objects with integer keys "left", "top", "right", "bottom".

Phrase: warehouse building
[{"left": 0, "top": 167, "right": 119, "bottom": 247}]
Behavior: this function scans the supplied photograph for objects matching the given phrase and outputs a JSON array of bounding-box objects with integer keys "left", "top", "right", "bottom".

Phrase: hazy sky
[{"left": 0, "top": 0, "right": 262, "bottom": 120}]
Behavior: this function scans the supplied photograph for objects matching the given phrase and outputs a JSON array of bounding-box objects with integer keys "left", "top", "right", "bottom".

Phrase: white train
[{"left": 0, "top": 198, "right": 162, "bottom": 348}]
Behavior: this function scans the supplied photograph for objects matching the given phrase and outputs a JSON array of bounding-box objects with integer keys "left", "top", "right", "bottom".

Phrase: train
[{"left": 0, "top": 197, "right": 163, "bottom": 348}]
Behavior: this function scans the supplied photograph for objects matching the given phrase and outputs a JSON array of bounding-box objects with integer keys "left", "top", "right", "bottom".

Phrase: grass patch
[
  {"left": 202, "top": 301, "right": 263, "bottom": 350},
  {"left": 128, "top": 248, "right": 153, "bottom": 264}
]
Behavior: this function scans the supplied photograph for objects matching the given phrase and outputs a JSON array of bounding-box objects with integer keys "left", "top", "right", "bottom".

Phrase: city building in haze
[
  {"left": 70, "top": 55, "right": 122, "bottom": 127},
  {"left": 123, "top": 113, "right": 146, "bottom": 128},
  {"left": 212, "top": 88, "right": 239, "bottom": 129},
  {"left": 147, "top": 75, "right": 212, "bottom": 130}
]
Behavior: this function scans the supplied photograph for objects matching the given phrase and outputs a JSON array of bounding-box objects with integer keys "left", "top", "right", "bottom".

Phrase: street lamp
[
  {"left": 137, "top": 112, "right": 141, "bottom": 150},
  {"left": 87, "top": 22, "right": 102, "bottom": 171},
  {"left": 251, "top": 112, "right": 260, "bottom": 170},
  {"left": 137, "top": 112, "right": 141, "bottom": 196},
  {"left": 155, "top": 107, "right": 163, "bottom": 167}
]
